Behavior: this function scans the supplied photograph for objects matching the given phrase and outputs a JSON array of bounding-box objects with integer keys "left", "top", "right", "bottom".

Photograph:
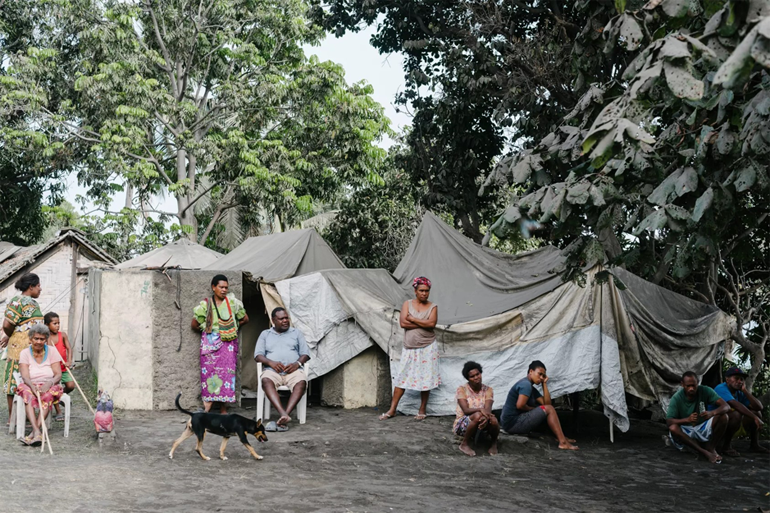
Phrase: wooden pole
[
  {"left": 65, "top": 366, "right": 96, "bottom": 417},
  {"left": 34, "top": 389, "right": 53, "bottom": 455}
]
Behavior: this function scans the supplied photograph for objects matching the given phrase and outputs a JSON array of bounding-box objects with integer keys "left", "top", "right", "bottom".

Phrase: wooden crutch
[
  {"left": 64, "top": 365, "right": 96, "bottom": 416},
  {"left": 34, "top": 388, "right": 53, "bottom": 455}
]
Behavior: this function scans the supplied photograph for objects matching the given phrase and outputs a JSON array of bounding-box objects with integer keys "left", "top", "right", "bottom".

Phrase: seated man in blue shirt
[
  {"left": 254, "top": 307, "right": 311, "bottom": 428},
  {"left": 714, "top": 367, "right": 768, "bottom": 456}
]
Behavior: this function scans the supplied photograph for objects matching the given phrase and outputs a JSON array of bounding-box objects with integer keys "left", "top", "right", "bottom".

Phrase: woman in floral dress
[
  {"left": 191, "top": 274, "right": 248, "bottom": 413},
  {"left": 1, "top": 273, "right": 44, "bottom": 420},
  {"left": 379, "top": 276, "right": 440, "bottom": 421}
]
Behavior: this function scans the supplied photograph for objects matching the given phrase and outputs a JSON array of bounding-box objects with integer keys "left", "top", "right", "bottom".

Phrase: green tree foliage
[
  {"left": 318, "top": 0, "right": 770, "bottom": 384},
  {"left": 0, "top": 1, "right": 67, "bottom": 245},
  {"left": 324, "top": 152, "right": 425, "bottom": 270},
  {"left": 1, "top": 0, "right": 390, "bottom": 250}
]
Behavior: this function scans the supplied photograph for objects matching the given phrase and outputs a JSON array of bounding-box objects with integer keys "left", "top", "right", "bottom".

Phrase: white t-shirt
[{"left": 19, "top": 345, "right": 62, "bottom": 382}]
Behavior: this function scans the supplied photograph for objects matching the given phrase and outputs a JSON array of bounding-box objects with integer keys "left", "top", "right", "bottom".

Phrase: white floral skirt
[{"left": 394, "top": 341, "right": 441, "bottom": 391}]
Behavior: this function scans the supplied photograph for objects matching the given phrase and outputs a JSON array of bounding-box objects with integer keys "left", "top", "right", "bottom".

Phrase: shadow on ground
[{"left": 1, "top": 387, "right": 768, "bottom": 513}]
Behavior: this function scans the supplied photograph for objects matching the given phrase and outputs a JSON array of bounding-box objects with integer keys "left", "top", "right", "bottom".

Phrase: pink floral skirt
[
  {"left": 16, "top": 383, "right": 64, "bottom": 410},
  {"left": 395, "top": 341, "right": 441, "bottom": 391}
]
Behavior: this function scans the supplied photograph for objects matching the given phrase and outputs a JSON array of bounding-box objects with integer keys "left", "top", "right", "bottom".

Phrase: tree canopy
[
  {"left": 317, "top": 0, "right": 770, "bottom": 384},
  {"left": 1, "top": 0, "right": 390, "bottom": 249}
]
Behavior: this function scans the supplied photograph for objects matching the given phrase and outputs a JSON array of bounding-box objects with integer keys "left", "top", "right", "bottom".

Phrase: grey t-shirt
[
  {"left": 254, "top": 327, "right": 311, "bottom": 372},
  {"left": 501, "top": 377, "right": 542, "bottom": 426}
]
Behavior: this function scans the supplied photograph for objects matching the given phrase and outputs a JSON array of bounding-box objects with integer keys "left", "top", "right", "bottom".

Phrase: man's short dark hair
[
  {"left": 528, "top": 360, "right": 546, "bottom": 372},
  {"left": 681, "top": 370, "right": 698, "bottom": 382},
  {"left": 271, "top": 307, "right": 287, "bottom": 319}
]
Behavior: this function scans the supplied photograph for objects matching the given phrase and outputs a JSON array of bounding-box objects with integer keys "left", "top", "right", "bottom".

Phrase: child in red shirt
[{"left": 45, "top": 312, "right": 75, "bottom": 421}]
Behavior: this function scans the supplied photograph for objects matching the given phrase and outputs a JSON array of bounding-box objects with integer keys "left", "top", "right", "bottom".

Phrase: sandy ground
[{"left": 1, "top": 384, "right": 769, "bottom": 513}]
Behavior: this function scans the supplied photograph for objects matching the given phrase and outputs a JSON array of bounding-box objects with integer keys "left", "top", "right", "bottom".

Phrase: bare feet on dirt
[
  {"left": 458, "top": 443, "right": 475, "bottom": 457},
  {"left": 750, "top": 444, "right": 770, "bottom": 454},
  {"left": 705, "top": 451, "right": 722, "bottom": 464},
  {"left": 277, "top": 415, "right": 291, "bottom": 426},
  {"left": 558, "top": 441, "right": 579, "bottom": 450},
  {"left": 488, "top": 442, "right": 498, "bottom": 456}
]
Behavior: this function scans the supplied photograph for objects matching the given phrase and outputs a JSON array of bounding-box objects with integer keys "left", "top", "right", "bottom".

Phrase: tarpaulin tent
[
  {"left": 274, "top": 212, "right": 733, "bottom": 431},
  {"left": 205, "top": 228, "right": 346, "bottom": 390},
  {"left": 116, "top": 238, "right": 222, "bottom": 270}
]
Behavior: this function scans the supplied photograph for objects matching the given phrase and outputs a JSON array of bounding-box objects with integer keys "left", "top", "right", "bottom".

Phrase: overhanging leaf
[
  {"left": 691, "top": 187, "right": 713, "bottom": 222},
  {"left": 663, "top": 61, "right": 704, "bottom": 99},
  {"left": 734, "top": 165, "right": 757, "bottom": 192},
  {"left": 660, "top": 0, "right": 689, "bottom": 17},
  {"left": 675, "top": 166, "right": 698, "bottom": 196},
  {"left": 633, "top": 209, "right": 668, "bottom": 234},
  {"left": 648, "top": 168, "right": 683, "bottom": 206}
]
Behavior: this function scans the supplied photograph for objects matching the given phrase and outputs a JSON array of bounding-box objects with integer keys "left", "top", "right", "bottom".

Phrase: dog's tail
[{"left": 175, "top": 393, "right": 194, "bottom": 416}]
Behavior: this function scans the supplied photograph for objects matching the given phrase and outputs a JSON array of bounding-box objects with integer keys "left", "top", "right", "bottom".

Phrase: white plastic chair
[
  {"left": 256, "top": 362, "right": 308, "bottom": 424},
  {"left": 9, "top": 392, "right": 70, "bottom": 439}
]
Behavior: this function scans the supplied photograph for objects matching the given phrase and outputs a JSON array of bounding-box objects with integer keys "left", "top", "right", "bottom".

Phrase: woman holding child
[
  {"left": 191, "top": 274, "right": 249, "bottom": 414},
  {"left": 1, "top": 273, "right": 44, "bottom": 419},
  {"left": 379, "top": 276, "right": 440, "bottom": 421}
]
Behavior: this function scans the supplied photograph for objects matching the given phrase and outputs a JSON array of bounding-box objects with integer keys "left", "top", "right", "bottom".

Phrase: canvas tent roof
[
  {"left": 392, "top": 211, "right": 566, "bottom": 324},
  {"left": 206, "top": 228, "right": 345, "bottom": 282},
  {"left": 116, "top": 238, "right": 222, "bottom": 270},
  {"left": 273, "top": 212, "right": 733, "bottom": 429}
]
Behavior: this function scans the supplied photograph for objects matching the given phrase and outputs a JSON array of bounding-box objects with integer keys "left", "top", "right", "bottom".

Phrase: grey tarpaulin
[
  {"left": 205, "top": 228, "right": 344, "bottom": 282},
  {"left": 272, "top": 213, "right": 733, "bottom": 429},
  {"left": 116, "top": 238, "right": 222, "bottom": 270}
]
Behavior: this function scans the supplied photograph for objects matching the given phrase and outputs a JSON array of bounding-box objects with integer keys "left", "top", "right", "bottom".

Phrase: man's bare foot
[
  {"left": 488, "top": 442, "right": 498, "bottom": 456},
  {"left": 378, "top": 412, "right": 394, "bottom": 421},
  {"left": 750, "top": 444, "right": 770, "bottom": 454},
  {"left": 566, "top": 438, "right": 576, "bottom": 443},
  {"left": 705, "top": 451, "right": 722, "bottom": 464},
  {"left": 558, "top": 441, "right": 579, "bottom": 450},
  {"left": 721, "top": 447, "right": 740, "bottom": 457},
  {"left": 458, "top": 443, "right": 475, "bottom": 457},
  {"left": 277, "top": 415, "right": 291, "bottom": 426}
]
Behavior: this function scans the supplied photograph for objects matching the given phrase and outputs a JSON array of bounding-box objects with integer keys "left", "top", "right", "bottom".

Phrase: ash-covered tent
[
  {"left": 274, "top": 212, "right": 733, "bottom": 431},
  {"left": 205, "top": 228, "right": 344, "bottom": 282},
  {"left": 205, "top": 228, "right": 346, "bottom": 390},
  {"left": 116, "top": 238, "right": 222, "bottom": 270}
]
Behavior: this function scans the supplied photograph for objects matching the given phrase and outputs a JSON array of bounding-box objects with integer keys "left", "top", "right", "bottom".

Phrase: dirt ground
[{"left": 1, "top": 383, "right": 768, "bottom": 513}]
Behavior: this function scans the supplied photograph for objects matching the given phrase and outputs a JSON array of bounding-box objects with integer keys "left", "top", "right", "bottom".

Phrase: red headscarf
[{"left": 412, "top": 276, "right": 432, "bottom": 289}]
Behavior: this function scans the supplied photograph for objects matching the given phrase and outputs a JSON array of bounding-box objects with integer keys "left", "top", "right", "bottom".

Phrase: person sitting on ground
[
  {"left": 501, "top": 360, "right": 578, "bottom": 450},
  {"left": 16, "top": 323, "right": 64, "bottom": 446},
  {"left": 454, "top": 361, "right": 499, "bottom": 457},
  {"left": 254, "top": 307, "right": 310, "bottom": 429},
  {"left": 44, "top": 312, "right": 75, "bottom": 421},
  {"left": 666, "top": 370, "right": 730, "bottom": 464},
  {"left": 713, "top": 367, "right": 768, "bottom": 456}
]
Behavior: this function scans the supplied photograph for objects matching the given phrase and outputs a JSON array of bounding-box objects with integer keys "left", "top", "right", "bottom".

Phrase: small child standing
[{"left": 44, "top": 312, "right": 75, "bottom": 421}]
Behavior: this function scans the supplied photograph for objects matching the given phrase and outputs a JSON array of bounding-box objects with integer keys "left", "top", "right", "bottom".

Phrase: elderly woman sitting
[{"left": 16, "top": 324, "right": 64, "bottom": 446}]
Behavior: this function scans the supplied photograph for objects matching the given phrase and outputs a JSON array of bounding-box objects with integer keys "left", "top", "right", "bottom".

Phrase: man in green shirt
[{"left": 666, "top": 371, "right": 730, "bottom": 464}]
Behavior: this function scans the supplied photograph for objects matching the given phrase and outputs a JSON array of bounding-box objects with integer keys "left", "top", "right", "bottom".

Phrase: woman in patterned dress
[
  {"left": 379, "top": 276, "right": 440, "bottom": 421},
  {"left": 191, "top": 274, "right": 248, "bottom": 414},
  {"left": 1, "top": 273, "right": 44, "bottom": 420},
  {"left": 454, "top": 361, "right": 499, "bottom": 456}
]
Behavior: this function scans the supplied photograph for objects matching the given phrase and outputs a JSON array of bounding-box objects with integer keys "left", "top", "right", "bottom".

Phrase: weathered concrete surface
[
  {"left": 96, "top": 269, "right": 243, "bottom": 410},
  {"left": 1, "top": 400, "right": 768, "bottom": 513},
  {"left": 322, "top": 346, "right": 391, "bottom": 409},
  {"left": 97, "top": 271, "right": 154, "bottom": 409}
]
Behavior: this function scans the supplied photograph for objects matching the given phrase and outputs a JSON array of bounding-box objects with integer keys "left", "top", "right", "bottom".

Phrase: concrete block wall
[{"left": 321, "top": 346, "right": 391, "bottom": 409}]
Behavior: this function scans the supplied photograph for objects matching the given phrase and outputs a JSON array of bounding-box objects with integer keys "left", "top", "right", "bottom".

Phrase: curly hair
[{"left": 462, "top": 361, "right": 482, "bottom": 380}]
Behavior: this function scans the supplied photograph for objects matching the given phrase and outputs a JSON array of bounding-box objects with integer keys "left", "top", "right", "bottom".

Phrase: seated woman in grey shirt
[{"left": 254, "top": 307, "right": 311, "bottom": 427}]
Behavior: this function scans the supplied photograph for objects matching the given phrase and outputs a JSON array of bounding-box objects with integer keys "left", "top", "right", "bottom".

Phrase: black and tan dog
[{"left": 169, "top": 393, "right": 268, "bottom": 461}]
